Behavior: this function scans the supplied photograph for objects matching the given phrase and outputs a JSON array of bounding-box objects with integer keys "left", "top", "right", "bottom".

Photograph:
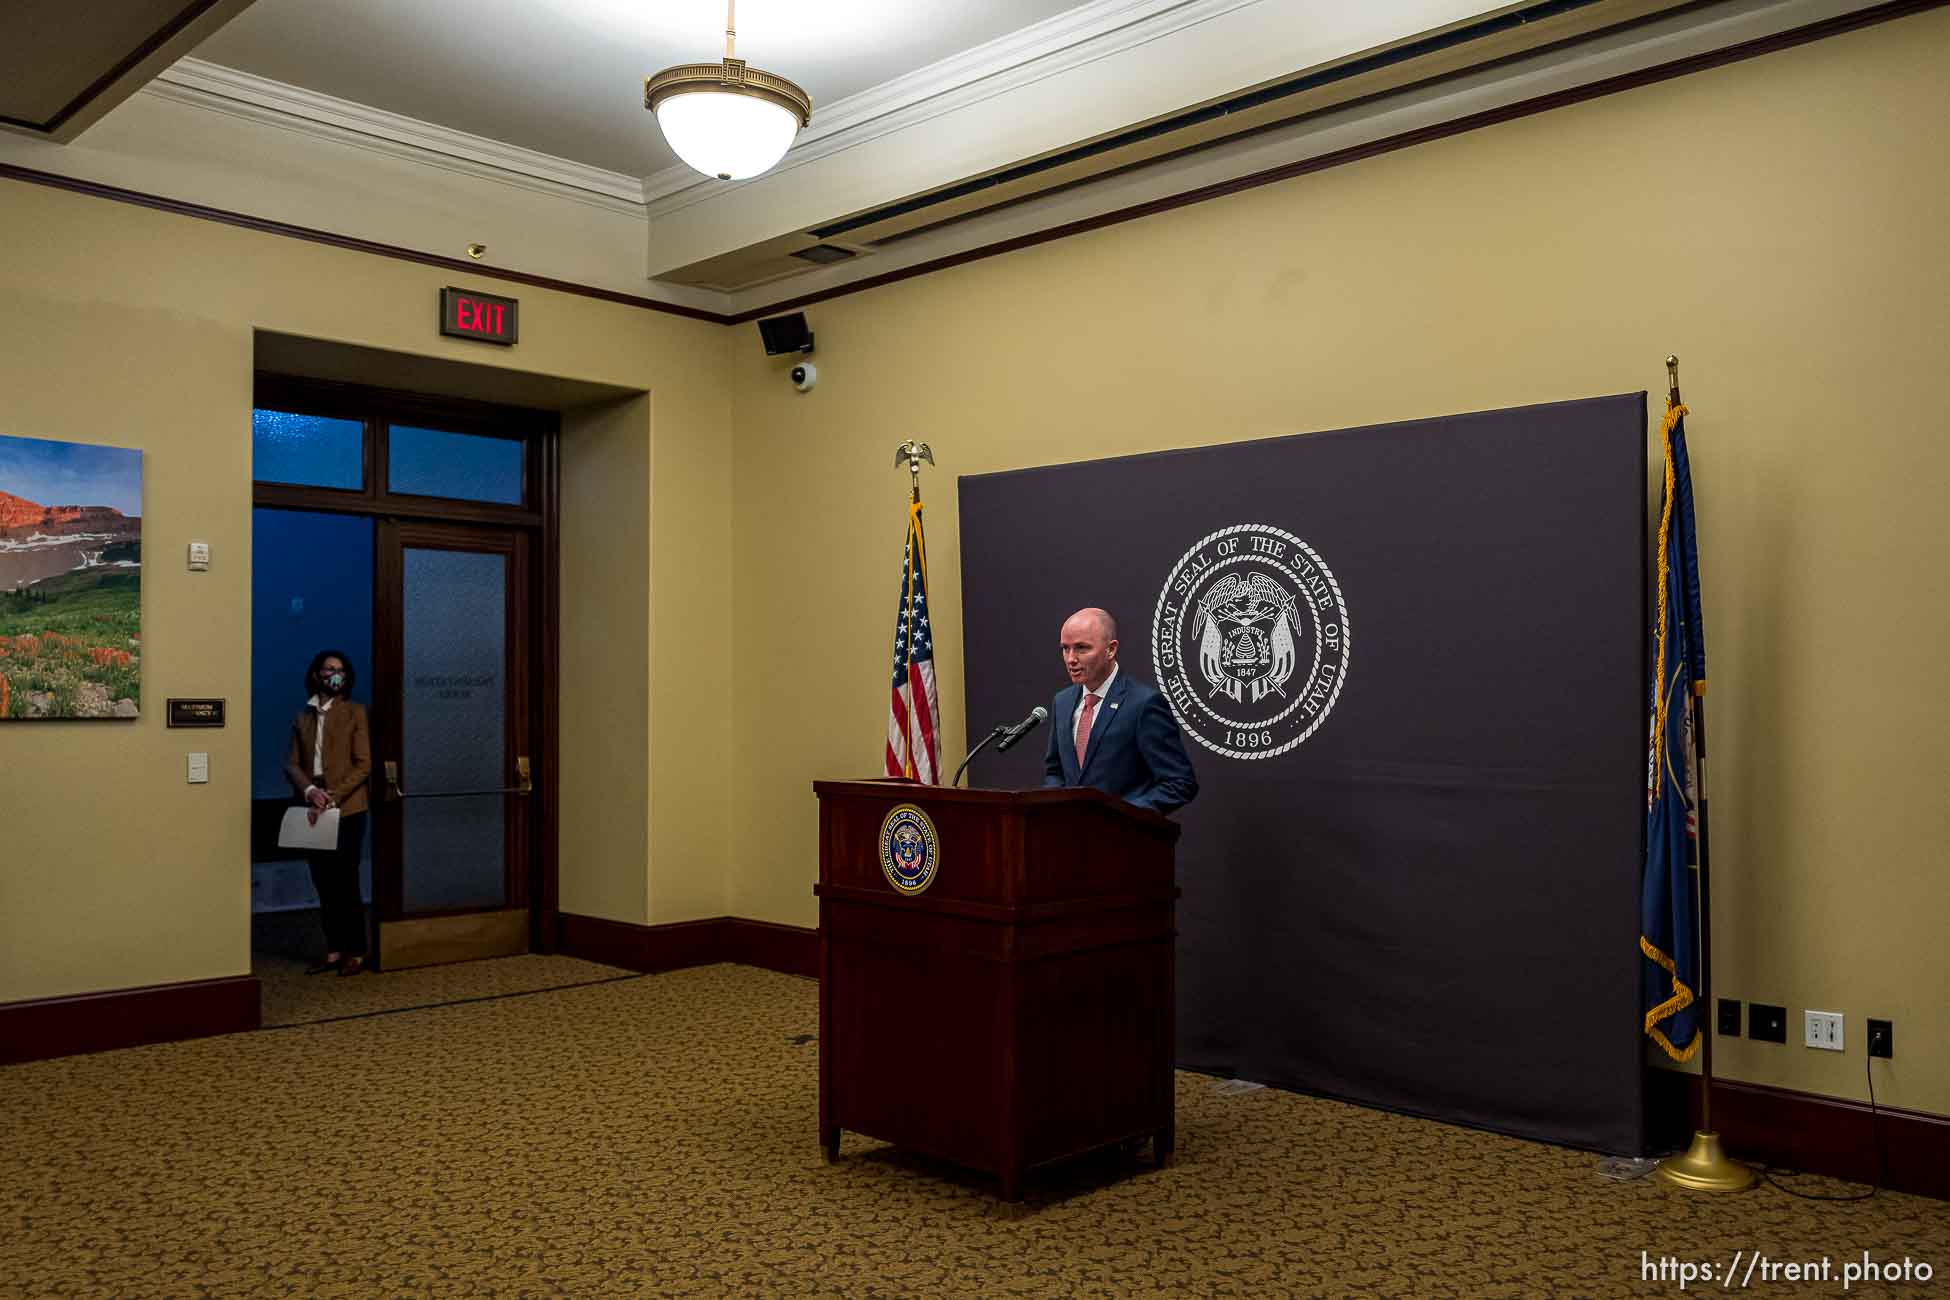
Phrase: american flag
[{"left": 885, "top": 500, "right": 941, "bottom": 782}]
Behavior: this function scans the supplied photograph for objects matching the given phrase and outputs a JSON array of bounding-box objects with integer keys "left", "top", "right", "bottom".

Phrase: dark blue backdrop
[{"left": 958, "top": 395, "right": 1649, "bottom": 1155}]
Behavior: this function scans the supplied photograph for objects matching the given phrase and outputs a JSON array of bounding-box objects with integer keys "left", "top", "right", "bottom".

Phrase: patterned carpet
[{"left": 4, "top": 962, "right": 1945, "bottom": 1297}]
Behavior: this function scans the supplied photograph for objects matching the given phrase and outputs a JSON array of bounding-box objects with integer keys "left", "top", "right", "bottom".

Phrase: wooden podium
[{"left": 813, "top": 778, "right": 1181, "bottom": 1199}]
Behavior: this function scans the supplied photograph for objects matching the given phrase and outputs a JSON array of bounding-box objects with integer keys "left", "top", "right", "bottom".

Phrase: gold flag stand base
[{"left": 1657, "top": 1131, "right": 1756, "bottom": 1192}]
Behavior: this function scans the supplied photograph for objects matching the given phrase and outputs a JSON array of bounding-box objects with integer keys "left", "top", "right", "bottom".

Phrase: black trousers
[{"left": 306, "top": 811, "right": 368, "bottom": 957}]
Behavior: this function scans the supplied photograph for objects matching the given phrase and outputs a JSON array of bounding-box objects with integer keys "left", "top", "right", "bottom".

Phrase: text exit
[{"left": 440, "top": 288, "right": 519, "bottom": 345}]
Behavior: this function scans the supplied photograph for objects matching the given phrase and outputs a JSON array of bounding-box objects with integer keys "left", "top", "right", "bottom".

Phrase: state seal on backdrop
[
  {"left": 878, "top": 803, "right": 940, "bottom": 895},
  {"left": 1151, "top": 523, "right": 1351, "bottom": 760}
]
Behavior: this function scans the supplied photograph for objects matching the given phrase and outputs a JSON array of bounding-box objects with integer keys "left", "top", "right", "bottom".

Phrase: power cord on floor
[
  {"left": 258, "top": 970, "right": 650, "bottom": 1031},
  {"left": 1757, "top": 1047, "right": 1887, "bottom": 1202}
]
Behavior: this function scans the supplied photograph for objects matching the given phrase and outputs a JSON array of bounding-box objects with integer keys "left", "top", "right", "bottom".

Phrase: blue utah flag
[{"left": 1641, "top": 400, "right": 1706, "bottom": 1061}]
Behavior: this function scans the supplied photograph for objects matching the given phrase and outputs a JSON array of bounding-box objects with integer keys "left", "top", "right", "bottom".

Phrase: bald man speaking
[{"left": 1042, "top": 607, "right": 1199, "bottom": 815}]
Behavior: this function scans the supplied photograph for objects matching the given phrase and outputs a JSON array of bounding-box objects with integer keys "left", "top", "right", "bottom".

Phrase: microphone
[
  {"left": 993, "top": 705, "right": 1049, "bottom": 754},
  {"left": 951, "top": 706, "right": 1050, "bottom": 786}
]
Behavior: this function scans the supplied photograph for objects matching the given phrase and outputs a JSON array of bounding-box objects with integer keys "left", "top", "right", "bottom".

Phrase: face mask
[{"left": 324, "top": 671, "right": 347, "bottom": 693}]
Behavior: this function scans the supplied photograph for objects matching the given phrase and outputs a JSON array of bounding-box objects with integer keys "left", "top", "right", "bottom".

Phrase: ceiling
[
  {"left": 0, "top": 0, "right": 192, "bottom": 128},
  {"left": 0, "top": 0, "right": 254, "bottom": 138},
  {"left": 192, "top": 0, "right": 1090, "bottom": 177},
  {"left": 1, "top": 0, "right": 1893, "bottom": 314}
]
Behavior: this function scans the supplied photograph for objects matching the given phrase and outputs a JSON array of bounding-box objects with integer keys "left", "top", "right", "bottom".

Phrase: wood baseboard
[
  {"left": 0, "top": 913, "right": 813, "bottom": 1067},
  {"left": 1648, "top": 1069, "right": 1949, "bottom": 1201},
  {"left": 557, "top": 912, "right": 819, "bottom": 979},
  {"left": 722, "top": 918, "right": 821, "bottom": 978},
  {"left": 0, "top": 974, "right": 261, "bottom": 1066}
]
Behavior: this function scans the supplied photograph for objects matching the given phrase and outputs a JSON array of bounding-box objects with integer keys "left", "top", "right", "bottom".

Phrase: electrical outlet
[
  {"left": 1750, "top": 1003, "right": 1787, "bottom": 1044},
  {"left": 1718, "top": 998, "right": 1742, "bottom": 1036},
  {"left": 1867, "top": 1018, "right": 1893, "bottom": 1060},
  {"left": 1804, "top": 1010, "right": 1843, "bottom": 1052}
]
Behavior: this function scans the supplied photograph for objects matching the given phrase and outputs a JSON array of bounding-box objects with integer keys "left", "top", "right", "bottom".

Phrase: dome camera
[{"left": 791, "top": 362, "right": 817, "bottom": 393}]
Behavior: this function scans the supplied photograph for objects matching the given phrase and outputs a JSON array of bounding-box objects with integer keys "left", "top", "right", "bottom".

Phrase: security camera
[{"left": 791, "top": 362, "right": 817, "bottom": 393}]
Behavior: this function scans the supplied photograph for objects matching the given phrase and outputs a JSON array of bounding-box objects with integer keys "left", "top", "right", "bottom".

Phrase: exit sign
[{"left": 440, "top": 288, "right": 519, "bottom": 345}]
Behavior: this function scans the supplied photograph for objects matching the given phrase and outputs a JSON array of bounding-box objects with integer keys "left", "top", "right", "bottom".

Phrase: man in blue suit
[{"left": 1043, "top": 607, "right": 1198, "bottom": 815}]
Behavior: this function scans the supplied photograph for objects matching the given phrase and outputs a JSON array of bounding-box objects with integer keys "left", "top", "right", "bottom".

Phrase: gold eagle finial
[{"left": 893, "top": 440, "right": 934, "bottom": 502}]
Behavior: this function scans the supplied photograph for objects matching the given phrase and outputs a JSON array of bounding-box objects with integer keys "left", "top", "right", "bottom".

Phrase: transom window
[{"left": 251, "top": 379, "right": 548, "bottom": 521}]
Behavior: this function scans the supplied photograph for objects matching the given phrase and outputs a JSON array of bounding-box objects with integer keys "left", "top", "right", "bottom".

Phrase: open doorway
[
  {"left": 249, "top": 506, "right": 375, "bottom": 970},
  {"left": 247, "top": 374, "right": 559, "bottom": 1019}
]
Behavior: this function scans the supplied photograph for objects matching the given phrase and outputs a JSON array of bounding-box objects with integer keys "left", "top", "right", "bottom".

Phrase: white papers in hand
[{"left": 277, "top": 806, "right": 341, "bottom": 851}]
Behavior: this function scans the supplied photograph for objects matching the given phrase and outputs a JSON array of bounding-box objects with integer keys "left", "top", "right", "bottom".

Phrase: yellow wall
[
  {"left": 725, "top": 11, "right": 1950, "bottom": 1112},
  {"left": 3, "top": 7, "right": 1943, "bottom": 1118},
  {"left": 560, "top": 396, "right": 649, "bottom": 923},
  {"left": 0, "top": 184, "right": 735, "bottom": 1003}
]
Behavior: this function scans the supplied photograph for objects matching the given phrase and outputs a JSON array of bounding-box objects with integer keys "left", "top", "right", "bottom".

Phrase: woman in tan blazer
[{"left": 283, "top": 649, "right": 373, "bottom": 975}]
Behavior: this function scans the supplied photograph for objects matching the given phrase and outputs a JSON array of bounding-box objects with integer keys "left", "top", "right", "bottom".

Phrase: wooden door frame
[{"left": 251, "top": 374, "right": 561, "bottom": 957}]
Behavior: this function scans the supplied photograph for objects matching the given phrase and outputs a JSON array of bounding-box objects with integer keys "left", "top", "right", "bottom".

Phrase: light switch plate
[{"left": 187, "top": 752, "right": 209, "bottom": 784}]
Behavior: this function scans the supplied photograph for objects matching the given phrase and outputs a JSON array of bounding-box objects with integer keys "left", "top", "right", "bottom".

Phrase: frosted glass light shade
[{"left": 656, "top": 90, "right": 801, "bottom": 180}]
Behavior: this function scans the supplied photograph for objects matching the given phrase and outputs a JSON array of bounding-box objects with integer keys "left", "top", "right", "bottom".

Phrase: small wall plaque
[
  {"left": 440, "top": 287, "right": 519, "bottom": 345},
  {"left": 167, "top": 698, "right": 226, "bottom": 728}
]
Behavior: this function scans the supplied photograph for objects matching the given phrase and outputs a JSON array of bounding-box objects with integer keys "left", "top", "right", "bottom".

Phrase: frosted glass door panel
[{"left": 402, "top": 547, "right": 507, "bottom": 912}]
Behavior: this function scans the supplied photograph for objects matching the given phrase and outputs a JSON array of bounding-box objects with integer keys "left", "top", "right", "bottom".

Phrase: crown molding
[
  {"left": 638, "top": 0, "right": 1266, "bottom": 215},
  {"left": 6, "top": 0, "right": 1930, "bottom": 330},
  {"left": 707, "top": 0, "right": 1893, "bottom": 318},
  {"left": 150, "top": 58, "right": 650, "bottom": 216}
]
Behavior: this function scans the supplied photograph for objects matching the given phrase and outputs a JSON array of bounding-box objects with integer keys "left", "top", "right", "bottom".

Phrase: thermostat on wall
[{"left": 188, "top": 541, "right": 210, "bottom": 571}]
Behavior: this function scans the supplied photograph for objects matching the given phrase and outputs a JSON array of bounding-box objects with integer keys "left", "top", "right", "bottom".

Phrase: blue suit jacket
[{"left": 1042, "top": 671, "right": 1198, "bottom": 815}]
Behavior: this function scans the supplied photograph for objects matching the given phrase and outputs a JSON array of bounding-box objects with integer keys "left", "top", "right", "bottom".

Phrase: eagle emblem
[
  {"left": 1193, "top": 571, "right": 1301, "bottom": 704},
  {"left": 878, "top": 803, "right": 940, "bottom": 895},
  {"left": 1151, "top": 523, "right": 1352, "bottom": 762}
]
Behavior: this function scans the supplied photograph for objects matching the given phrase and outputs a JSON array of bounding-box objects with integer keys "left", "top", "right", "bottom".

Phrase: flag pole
[
  {"left": 1669, "top": 357, "right": 1716, "bottom": 1129},
  {"left": 888, "top": 440, "right": 937, "bottom": 783},
  {"left": 1655, "top": 355, "right": 1753, "bottom": 1192}
]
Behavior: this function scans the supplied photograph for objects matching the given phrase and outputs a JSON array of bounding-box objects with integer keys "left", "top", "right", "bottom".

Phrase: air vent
[{"left": 790, "top": 243, "right": 857, "bottom": 265}]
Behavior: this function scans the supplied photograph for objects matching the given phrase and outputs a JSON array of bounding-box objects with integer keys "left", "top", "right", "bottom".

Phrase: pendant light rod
[{"left": 725, "top": 0, "right": 737, "bottom": 60}]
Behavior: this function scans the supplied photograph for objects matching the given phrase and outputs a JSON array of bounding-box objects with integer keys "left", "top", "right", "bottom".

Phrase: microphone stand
[{"left": 952, "top": 725, "right": 1010, "bottom": 788}]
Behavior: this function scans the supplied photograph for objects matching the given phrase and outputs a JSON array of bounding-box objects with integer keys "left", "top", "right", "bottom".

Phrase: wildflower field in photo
[{"left": 0, "top": 567, "right": 142, "bottom": 718}]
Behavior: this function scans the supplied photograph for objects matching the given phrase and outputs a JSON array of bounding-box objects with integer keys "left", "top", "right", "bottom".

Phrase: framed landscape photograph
[{"left": 0, "top": 433, "right": 143, "bottom": 719}]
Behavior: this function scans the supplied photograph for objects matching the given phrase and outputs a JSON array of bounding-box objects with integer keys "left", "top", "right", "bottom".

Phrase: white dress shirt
[
  {"left": 1072, "top": 662, "right": 1120, "bottom": 745},
  {"left": 305, "top": 694, "right": 334, "bottom": 799}
]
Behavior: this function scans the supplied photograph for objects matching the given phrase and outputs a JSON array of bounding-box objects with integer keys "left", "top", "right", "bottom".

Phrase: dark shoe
[
  {"left": 305, "top": 956, "right": 341, "bottom": 975},
  {"left": 337, "top": 955, "right": 366, "bottom": 977}
]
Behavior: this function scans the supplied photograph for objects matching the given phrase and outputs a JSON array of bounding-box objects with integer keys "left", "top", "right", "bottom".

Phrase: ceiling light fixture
[{"left": 645, "top": 0, "right": 811, "bottom": 182}]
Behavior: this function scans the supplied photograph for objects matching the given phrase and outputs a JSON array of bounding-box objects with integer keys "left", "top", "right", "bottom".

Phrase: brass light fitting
[{"left": 644, "top": 0, "right": 811, "bottom": 181}]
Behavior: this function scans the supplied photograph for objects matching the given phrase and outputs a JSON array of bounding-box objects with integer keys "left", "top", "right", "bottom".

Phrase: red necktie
[{"left": 1075, "top": 692, "right": 1099, "bottom": 769}]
